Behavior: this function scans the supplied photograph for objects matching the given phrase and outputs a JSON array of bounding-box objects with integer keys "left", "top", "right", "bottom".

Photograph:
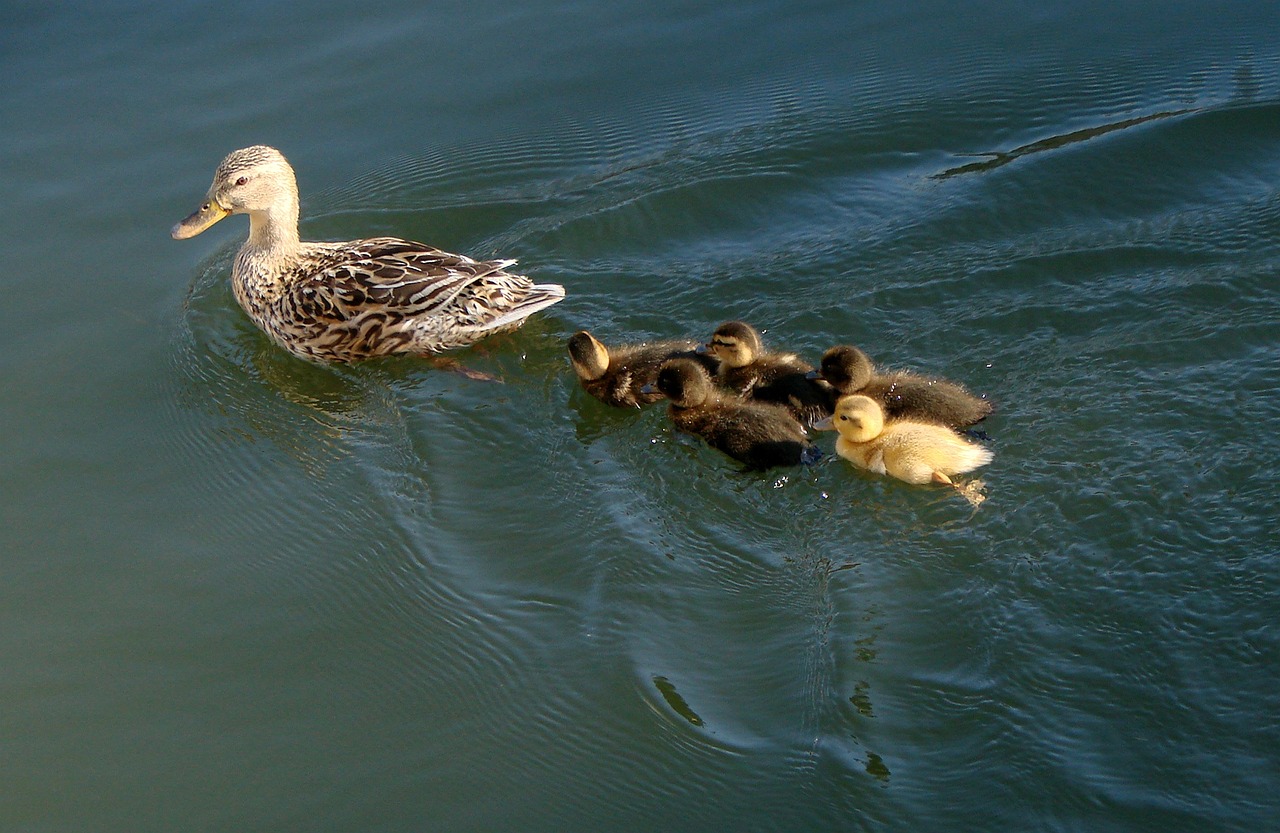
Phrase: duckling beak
[
  {"left": 805, "top": 369, "right": 823, "bottom": 381},
  {"left": 694, "top": 343, "right": 710, "bottom": 355},
  {"left": 811, "top": 415, "right": 835, "bottom": 431},
  {"left": 171, "top": 199, "right": 229, "bottom": 240}
]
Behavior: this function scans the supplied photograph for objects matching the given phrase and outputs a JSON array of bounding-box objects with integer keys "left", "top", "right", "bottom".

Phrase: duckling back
[
  {"left": 862, "top": 372, "right": 993, "bottom": 428},
  {"left": 673, "top": 399, "right": 820, "bottom": 470},
  {"left": 740, "top": 358, "right": 835, "bottom": 427},
  {"left": 654, "top": 358, "right": 820, "bottom": 469},
  {"left": 818, "top": 344, "right": 991, "bottom": 428}
]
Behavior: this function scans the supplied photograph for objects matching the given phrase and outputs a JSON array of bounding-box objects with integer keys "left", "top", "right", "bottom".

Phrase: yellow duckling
[
  {"left": 172, "top": 146, "right": 565, "bottom": 364},
  {"left": 567, "top": 331, "right": 718, "bottom": 408},
  {"left": 642, "top": 358, "right": 822, "bottom": 470},
  {"left": 699, "top": 321, "right": 834, "bottom": 426},
  {"left": 811, "top": 345, "right": 992, "bottom": 428},
  {"left": 814, "top": 394, "right": 992, "bottom": 488}
]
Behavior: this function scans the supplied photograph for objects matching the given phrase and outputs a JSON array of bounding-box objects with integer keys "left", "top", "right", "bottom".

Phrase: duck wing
[{"left": 285, "top": 237, "right": 563, "bottom": 357}]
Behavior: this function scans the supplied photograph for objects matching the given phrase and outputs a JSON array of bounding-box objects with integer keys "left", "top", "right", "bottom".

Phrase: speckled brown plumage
[{"left": 173, "top": 146, "right": 564, "bottom": 363}]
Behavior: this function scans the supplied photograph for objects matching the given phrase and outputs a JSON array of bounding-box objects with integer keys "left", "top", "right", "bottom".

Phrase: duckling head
[
  {"left": 702, "top": 321, "right": 762, "bottom": 369},
  {"left": 814, "top": 394, "right": 884, "bottom": 442},
  {"left": 172, "top": 145, "right": 299, "bottom": 241},
  {"left": 651, "top": 358, "right": 715, "bottom": 408},
  {"left": 813, "top": 345, "right": 874, "bottom": 393},
  {"left": 567, "top": 331, "right": 610, "bottom": 381}
]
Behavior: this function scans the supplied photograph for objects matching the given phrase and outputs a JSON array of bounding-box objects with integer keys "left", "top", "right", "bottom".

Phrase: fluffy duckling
[
  {"left": 567, "top": 331, "right": 718, "bottom": 408},
  {"left": 643, "top": 358, "right": 821, "bottom": 470},
  {"left": 811, "top": 345, "right": 992, "bottom": 428},
  {"left": 700, "top": 321, "right": 834, "bottom": 426},
  {"left": 814, "top": 394, "right": 992, "bottom": 487}
]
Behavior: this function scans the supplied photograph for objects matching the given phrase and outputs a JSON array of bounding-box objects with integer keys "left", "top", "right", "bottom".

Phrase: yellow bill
[{"left": 171, "top": 200, "right": 229, "bottom": 240}]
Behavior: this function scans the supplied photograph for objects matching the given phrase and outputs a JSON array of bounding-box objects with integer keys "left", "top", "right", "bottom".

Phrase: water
[{"left": 2, "top": 1, "right": 1278, "bottom": 830}]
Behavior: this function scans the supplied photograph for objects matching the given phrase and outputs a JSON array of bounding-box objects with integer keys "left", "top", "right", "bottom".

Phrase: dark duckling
[
  {"left": 810, "top": 345, "right": 993, "bottom": 428},
  {"left": 643, "top": 357, "right": 821, "bottom": 470},
  {"left": 699, "top": 321, "right": 834, "bottom": 426},
  {"left": 567, "top": 330, "right": 719, "bottom": 408}
]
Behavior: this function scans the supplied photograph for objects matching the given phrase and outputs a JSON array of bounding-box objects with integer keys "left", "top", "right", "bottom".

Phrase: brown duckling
[
  {"left": 568, "top": 330, "right": 718, "bottom": 408},
  {"left": 642, "top": 358, "right": 822, "bottom": 470},
  {"left": 814, "top": 394, "right": 992, "bottom": 487},
  {"left": 810, "top": 344, "right": 992, "bottom": 428},
  {"left": 699, "top": 321, "right": 834, "bottom": 426}
]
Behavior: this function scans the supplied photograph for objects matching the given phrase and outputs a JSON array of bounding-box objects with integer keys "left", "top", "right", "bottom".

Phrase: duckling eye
[{"left": 839, "top": 415, "right": 848, "bottom": 421}]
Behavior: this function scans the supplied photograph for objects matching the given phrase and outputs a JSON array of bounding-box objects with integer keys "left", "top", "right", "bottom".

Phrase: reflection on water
[
  {"left": 4, "top": 0, "right": 1280, "bottom": 830},
  {"left": 934, "top": 107, "right": 1196, "bottom": 179},
  {"left": 653, "top": 675, "right": 705, "bottom": 727}
]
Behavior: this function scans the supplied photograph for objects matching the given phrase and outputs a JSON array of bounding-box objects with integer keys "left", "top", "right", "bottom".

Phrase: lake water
[{"left": 2, "top": 1, "right": 1278, "bottom": 830}]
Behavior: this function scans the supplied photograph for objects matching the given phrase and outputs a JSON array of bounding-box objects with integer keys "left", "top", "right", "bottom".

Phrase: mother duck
[{"left": 172, "top": 146, "right": 565, "bottom": 363}]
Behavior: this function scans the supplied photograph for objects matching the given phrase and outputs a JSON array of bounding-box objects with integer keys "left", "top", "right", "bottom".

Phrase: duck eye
[{"left": 235, "top": 176, "right": 248, "bottom": 186}]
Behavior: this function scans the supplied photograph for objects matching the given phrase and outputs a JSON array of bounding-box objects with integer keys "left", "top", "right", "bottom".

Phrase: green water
[{"left": 2, "top": 1, "right": 1278, "bottom": 831}]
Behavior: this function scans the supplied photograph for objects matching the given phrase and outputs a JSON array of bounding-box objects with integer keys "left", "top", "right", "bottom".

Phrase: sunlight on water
[{"left": 1, "top": 0, "right": 1278, "bottom": 831}]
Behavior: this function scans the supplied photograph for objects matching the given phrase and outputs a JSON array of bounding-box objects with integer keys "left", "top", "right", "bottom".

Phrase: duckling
[
  {"left": 700, "top": 321, "right": 834, "bottom": 426},
  {"left": 567, "top": 331, "right": 718, "bottom": 408},
  {"left": 643, "top": 358, "right": 821, "bottom": 470},
  {"left": 814, "top": 394, "right": 992, "bottom": 487},
  {"left": 811, "top": 345, "right": 992, "bottom": 428}
]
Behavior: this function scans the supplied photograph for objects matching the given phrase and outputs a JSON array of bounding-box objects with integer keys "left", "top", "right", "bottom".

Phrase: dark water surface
[{"left": 2, "top": 1, "right": 1278, "bottom": 831}]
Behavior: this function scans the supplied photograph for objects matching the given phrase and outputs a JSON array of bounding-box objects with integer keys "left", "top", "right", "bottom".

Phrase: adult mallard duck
[{"left": 172, "top": 145, "right": 565, "bottom": 364}]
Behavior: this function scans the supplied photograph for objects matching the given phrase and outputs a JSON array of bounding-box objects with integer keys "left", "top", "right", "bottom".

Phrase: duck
[
  {"left": 699, "top": 321, "right": 834, "bottom": 426},
  {"left": 642, "top": 358, "right": 821, "bottom": 470},
  {"left": 172, "top": 146, "right": 565, "bottom": 364},
  {"left": 814, "top": 394, "right": 992, "bottom": 487},
  {"left": 810, "top": 344, "right": 992, "bottom": 428},
  {"left": 567, "top": 331, "right": 719, "bottom": 408}
]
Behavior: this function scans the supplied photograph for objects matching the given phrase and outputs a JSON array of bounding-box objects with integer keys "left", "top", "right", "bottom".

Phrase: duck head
[
  {"left": 809, "top": 345, "right": 874, "bottom": 393},
  {"left": 812, "top": 394, "right": 883, "bottom": 442},
  {"left": 567, "top": 331, "right": 610, "bottom": 381},
  {"left": 172, "top": 145, "right": 299, "bottom": 242},
  {"left": 644, "top": 357, "right": 715, "bottom": 408},
  {"left": 700, "top": 321, "right": 761, "bottom": 369}
]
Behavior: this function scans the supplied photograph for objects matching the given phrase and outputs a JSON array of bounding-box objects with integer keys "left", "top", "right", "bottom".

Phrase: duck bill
[
  {"left": 171, "top": 201, "right": 229, "bottom": 240},
  {"left": 811, "top": 415, "right": 835, "bottom": 431}
]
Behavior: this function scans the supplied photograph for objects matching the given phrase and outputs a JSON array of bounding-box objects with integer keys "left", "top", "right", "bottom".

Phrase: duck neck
[{"left": 243, "top": 193, "right": 301, "bottom": 263}]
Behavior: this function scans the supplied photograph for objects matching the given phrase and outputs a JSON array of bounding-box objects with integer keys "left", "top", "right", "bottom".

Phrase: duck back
[
  {"left": 722, "top": 355, "right": 834, "bottom": 426},
  {"left": 860, "top": 371, "right": 992, "bottom": 428},
  {"left": 672, "top": 399, "right": 818, "bottom": 470}
]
